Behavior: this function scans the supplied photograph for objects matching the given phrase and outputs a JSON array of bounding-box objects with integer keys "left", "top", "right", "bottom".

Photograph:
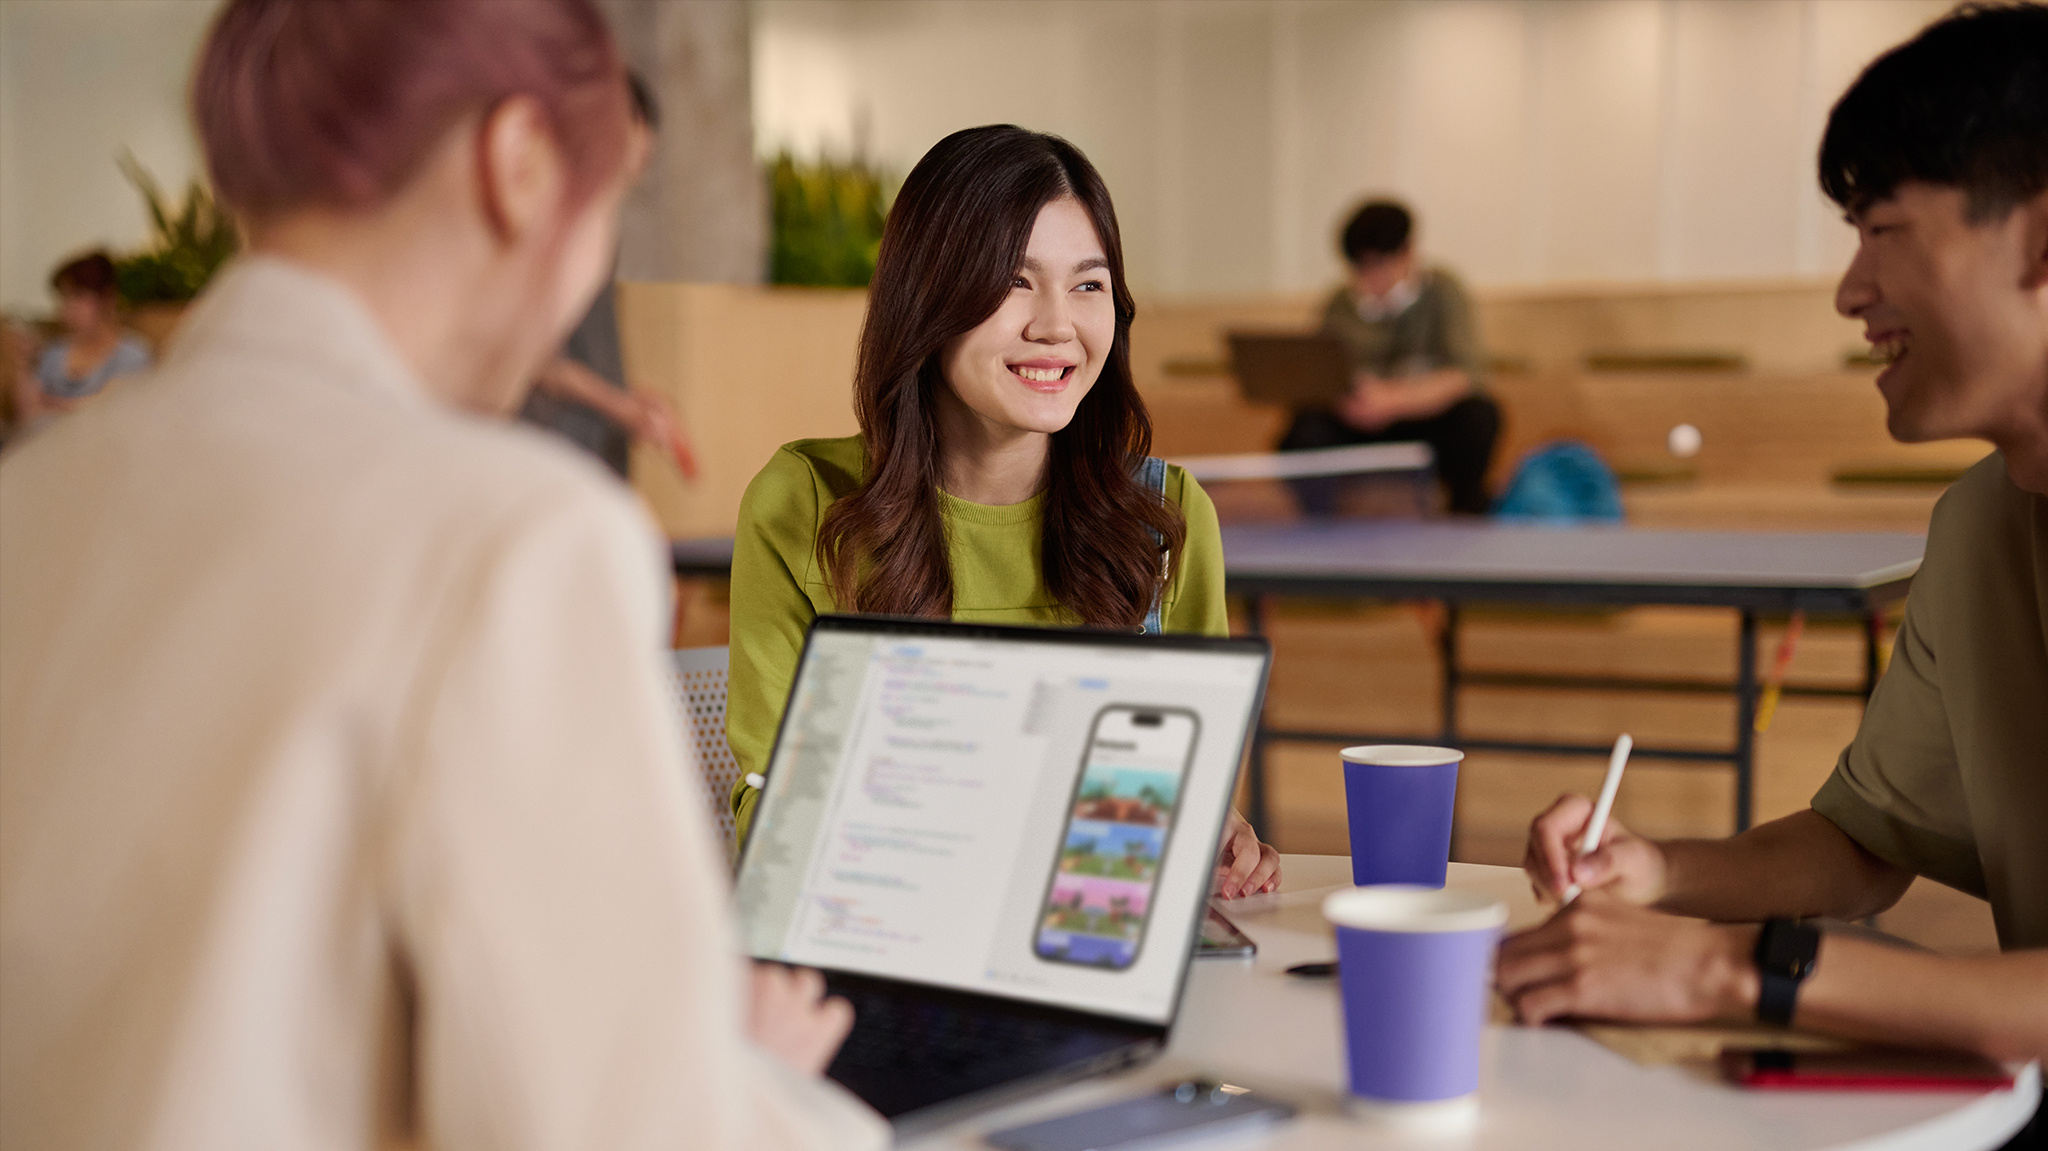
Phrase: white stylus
[{"left": 1560, "top": 733, "right": 1633, "bottom": 906}]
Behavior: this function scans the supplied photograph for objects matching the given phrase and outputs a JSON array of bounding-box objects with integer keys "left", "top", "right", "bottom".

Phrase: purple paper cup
[
  {"left": 1341, "top": 745, "right": 1464, "bottom": 888},
  {"left": 1323, "top": 885, "right": 1506, "bottom": 1126}
]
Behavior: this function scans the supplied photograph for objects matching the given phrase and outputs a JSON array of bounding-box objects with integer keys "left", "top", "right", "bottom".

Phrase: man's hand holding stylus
[
  {"left": 1501, "top": 793, "right": 1759, "bottom": 1027},
  {"left": 1522, "top": 792, "right": 1668, "bottom": 906}
]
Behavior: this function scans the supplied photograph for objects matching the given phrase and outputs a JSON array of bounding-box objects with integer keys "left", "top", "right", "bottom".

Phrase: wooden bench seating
[{"left": 1124, "top": 279, "right": 1989, "bottom": 532}]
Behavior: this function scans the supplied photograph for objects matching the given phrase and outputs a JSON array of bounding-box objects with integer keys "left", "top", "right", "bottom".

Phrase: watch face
[
  {"left": 1754, "top": 920, "right": 1820, "bottom": 1027},
  {"left": 1759, "top": 919, "right": 1821, "bottom": 977}
]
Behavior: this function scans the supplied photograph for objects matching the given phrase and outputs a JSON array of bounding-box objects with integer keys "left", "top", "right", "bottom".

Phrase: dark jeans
[{"left": 1278, "top": 394, "right": 1502, "bottom": 516}]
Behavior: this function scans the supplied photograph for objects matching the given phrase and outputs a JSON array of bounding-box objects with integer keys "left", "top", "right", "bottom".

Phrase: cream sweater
[{"left": 0, "top": 257, "right": 885, "bottom": 1151}]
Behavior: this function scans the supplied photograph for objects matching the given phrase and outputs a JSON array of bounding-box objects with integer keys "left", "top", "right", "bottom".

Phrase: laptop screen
[{"left": 735, "top": 617, "right": 1269, "bottom": 1027}]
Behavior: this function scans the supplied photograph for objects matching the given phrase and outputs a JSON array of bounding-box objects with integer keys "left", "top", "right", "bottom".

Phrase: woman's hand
[
  {"left": 1211, "top": 807, "right": 1280, "bottom": 899},
  {"left": 746, "top": 962, "right": 854, "bottom": 1076},
  {"left": 1523, "top": 792, "right": 1668, "bottom": 906}
]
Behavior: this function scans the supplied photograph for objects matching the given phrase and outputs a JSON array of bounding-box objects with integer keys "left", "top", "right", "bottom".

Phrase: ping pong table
[
  {"left": 670, "top": 521, "right": 1924, "bottom": 835},
  {"left": 1221, "top": 520, "right": 1923, "bottom": 834}
]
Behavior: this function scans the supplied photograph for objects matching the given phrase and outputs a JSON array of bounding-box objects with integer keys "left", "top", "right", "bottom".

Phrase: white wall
[
  {"left": 0, "top": 0, "right": 764, "bottom": 306},
  {"left": 0, "top": 0, "right": 222, "bottom": 314},
  {"left": 0, "top": 0, "right": 1948, "bottom": 310},
  {"left": 753, "top": 0, "right": 1949, "bottom": 296}
]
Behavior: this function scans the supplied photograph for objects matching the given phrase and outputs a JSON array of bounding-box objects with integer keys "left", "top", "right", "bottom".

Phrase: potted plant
[
  {"left": 766, "top": 151, "right": 890, "bottom": 288},
  {"left": 112, "top": 152, "right": 239, "bottom": 350}
]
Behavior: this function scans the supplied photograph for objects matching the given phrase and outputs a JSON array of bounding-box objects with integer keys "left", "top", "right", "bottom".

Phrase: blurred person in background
[
  {"left": 6, "top": 251, "right": 153, "bottom": 432},
  {"left": 521, "top": 71, "right": 695, "bottom": 481},
  {"left": 0, "top": 1, "right": 882, "bottom": 1148},
  {"left": 1497, "top": 9, "right": 2048, "bottom": 1140},
  {"left": 1278, "top": 199, "right": 1500, "bottom": 515},
  {"left": 524, "top": 285, "right": 696, "bottom": 479}
]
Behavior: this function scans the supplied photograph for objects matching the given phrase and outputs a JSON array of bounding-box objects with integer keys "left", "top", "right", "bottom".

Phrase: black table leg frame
[
  {"left": 1236, "top": 599, "right": 1877, "bottom": 842},
  {"left": 1244, "top": 594, "right": 1272, "bottom": 834},
  {"left": 1438, "top": 602, "right": 1461, "bottom": 747},
  {"left": 1733, "top": 609, "right": 1758, "bottom": 833}
]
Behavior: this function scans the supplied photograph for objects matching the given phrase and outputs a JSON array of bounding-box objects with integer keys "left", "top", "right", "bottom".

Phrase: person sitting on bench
[{"left": 1278, "top": 199, "right": 1501, "bottom": 516}]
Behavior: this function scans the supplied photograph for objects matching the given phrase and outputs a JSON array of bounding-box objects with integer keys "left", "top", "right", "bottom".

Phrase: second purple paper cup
[
  {"left": 1324, "top": 885, "right": 1507, "bottom": 1126},
  {"left": 1341, "top": 744, "right": 1464, "bottom": 888}
]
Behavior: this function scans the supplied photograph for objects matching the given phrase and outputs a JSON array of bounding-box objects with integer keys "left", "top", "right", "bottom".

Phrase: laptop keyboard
[{"left": 831, "top": 986, "right": 1074, "bottom": 1074}]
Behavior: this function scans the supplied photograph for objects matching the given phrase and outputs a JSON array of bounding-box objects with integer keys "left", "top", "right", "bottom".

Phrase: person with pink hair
[{"left": 0, "top": 2, "right": 882, "bottom": 1148}]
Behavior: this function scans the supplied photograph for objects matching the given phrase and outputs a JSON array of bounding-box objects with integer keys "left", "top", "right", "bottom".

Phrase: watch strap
[{"left": 1754, "top": 917, "right": 1821, "bottom": 1027}]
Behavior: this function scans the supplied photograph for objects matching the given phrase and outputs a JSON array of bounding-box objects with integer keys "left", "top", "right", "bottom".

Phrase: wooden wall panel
[
  {"left": 619, "top": 282, "right": 865, "bottom": 539},
  {"left": 619, "top": 277, "right": 1990, "bottom": 539}
]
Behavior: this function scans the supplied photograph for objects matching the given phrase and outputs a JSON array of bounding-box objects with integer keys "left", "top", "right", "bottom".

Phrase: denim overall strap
[{"left": 1137, "top": 455, "right": 1167, "bottom": 635}]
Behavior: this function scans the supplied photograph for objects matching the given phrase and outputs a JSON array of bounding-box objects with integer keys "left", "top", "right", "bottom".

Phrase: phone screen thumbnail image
[{"left": 1034, "top": 706, "right": 1200, "bottom": 970}]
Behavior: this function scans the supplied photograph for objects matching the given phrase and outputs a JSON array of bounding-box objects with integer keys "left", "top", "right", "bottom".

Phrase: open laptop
[
  {"left": 734, "top": 615, "right": 1271, "bottom": 1132},
  {"left": 1228, "top": 332, "right": 1352, "bottom": 406}
]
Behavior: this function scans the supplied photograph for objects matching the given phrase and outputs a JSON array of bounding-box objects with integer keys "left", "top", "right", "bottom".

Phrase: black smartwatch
[{"left": 1753, "top": 918, "right": 1822, "bottom": 1026}]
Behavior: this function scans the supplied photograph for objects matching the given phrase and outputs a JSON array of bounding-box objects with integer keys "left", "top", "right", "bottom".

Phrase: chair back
[{"left": 667, "top": 645, "right": 739, "bottom": 859}]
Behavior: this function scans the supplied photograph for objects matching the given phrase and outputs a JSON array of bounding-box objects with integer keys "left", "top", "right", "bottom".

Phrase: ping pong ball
[{"left": 1667, "top": 423, "right": 1702, "bottom": 458}]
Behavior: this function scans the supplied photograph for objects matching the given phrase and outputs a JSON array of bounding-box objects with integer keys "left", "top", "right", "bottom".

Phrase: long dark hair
[{"left": 818, "top": 125, "right": 1185, "bottom": 627}]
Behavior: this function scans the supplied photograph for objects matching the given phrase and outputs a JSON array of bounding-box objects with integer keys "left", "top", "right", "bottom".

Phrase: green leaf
[
  {"left": 111, "top": 151, "right": 239, "bottom": 305},
  {"left": 767, "top": 150, "right": 892, "bottom": 288}
]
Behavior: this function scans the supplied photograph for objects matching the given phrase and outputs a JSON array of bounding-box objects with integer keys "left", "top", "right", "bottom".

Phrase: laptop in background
[
  {"left": 734, "top": 615, "right": 1271, "bottom": 1133},
  {"left": 1228, "top": 332, "right": 1352, "bottom": 406}
]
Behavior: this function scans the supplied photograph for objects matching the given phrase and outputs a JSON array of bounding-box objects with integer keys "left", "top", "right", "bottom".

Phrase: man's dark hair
[
  {"left": 1339, "top": 200, "right": 1413, "bottom": 265},
  {"left": 1819, "top": 2, "right": 2048, "bottom": 221}
]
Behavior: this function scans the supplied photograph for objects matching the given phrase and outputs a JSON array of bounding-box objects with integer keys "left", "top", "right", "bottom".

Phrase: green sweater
[{"left": 725, "top": 435, "right": 1229, "bottom": 840}]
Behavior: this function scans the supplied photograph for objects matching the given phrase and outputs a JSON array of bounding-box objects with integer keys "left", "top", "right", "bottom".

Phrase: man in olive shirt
[
  {"left": 1279, "top": 200, "right": 1500, "bottom": 514},
  {"left": 1493, "top": 3, "right": 2048, "bottom": 1120}
]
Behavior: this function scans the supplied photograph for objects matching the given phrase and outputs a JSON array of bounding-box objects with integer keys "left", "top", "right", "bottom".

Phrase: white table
[{"left": 910, "top": 856, "right": 2040, "bottom": 1150}]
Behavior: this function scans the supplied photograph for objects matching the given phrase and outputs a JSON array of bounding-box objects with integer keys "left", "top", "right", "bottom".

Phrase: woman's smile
[{"left": 1010, "top": 359, "right": 1077, "bottom": 391}]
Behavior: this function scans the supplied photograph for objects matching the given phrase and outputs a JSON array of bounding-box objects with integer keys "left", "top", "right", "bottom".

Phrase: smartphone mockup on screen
[{"left": 1034, "top": 706, "right": 1200, "bottom": 970}]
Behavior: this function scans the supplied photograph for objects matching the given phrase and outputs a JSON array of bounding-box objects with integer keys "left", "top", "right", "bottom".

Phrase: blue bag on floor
[{"left": 1492, "top": 441, "right": 1624, "bottom": 522}]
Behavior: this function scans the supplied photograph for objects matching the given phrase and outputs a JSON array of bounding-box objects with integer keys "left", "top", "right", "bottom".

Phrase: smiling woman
[
  {"left": 725, "top": 125, "right": 1279, "bottom": 894},
  {"left": 821, "top": 126, "right": 1178, "bottom": 626}
]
